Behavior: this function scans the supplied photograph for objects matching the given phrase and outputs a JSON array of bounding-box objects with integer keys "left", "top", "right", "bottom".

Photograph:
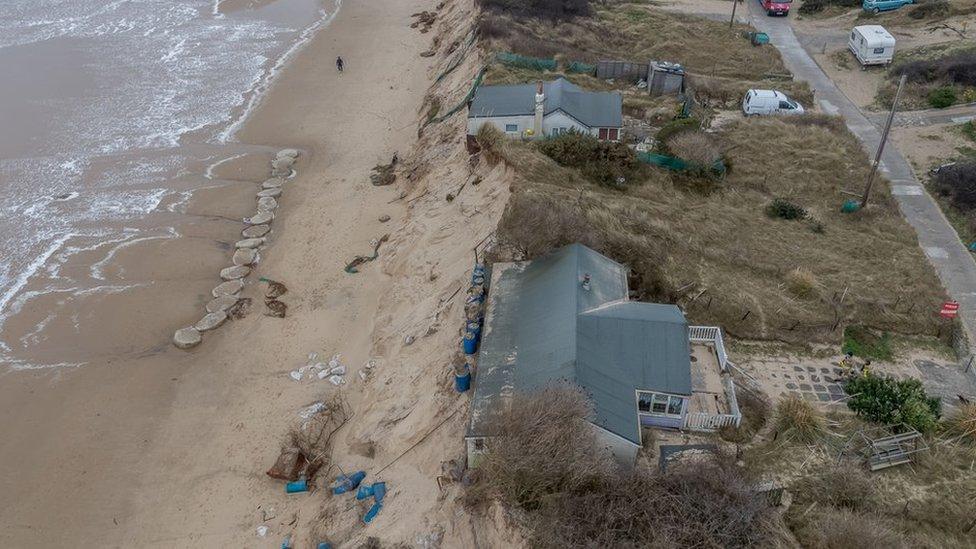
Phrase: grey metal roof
[
  {"left": 466, "top": 244, "right": 692, "bottom": 446},
  {"left": 468, "top": 77, "right": 623, "bottom": 128}
]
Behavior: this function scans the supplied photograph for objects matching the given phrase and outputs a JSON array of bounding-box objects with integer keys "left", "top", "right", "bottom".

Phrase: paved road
[{"left": 745, "top": 5, "right": 976, "bottom": 348}]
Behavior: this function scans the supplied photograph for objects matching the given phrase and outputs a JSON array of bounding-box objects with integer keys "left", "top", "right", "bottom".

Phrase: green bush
[
  {"left": 928, "top": 87, "right": 957, "bottom": 109},
  {"left": 655, "top": 118, "right": 700, "bottom": 154},
  {"left": 765, "top": 198, "right": 807, "bottom": 220},
  {"left": 844, "top": 373, "right": 942, "bottom": 432},
  {"left": 842, "top": 324, "right": 893, "bottom": 361},
  {"left": 538, "top": 131, "right": 648, "bottom": 189}
]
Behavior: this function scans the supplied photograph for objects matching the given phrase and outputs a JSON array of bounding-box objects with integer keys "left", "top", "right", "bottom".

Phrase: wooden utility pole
[
  {"left": 730, "top": 0, "right": 739, "bottom": 29},
  {"left": 861, "top": 73, "right": 907, "bottom": 209}
]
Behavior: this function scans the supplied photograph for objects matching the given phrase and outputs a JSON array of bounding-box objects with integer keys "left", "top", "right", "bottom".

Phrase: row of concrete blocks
[{"left": 172, "top": 149, "right": 299, "bottom": 349}]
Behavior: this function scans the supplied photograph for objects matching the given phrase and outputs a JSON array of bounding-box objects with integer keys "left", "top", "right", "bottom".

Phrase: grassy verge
[
  {"left": 483, "top": 113, "right": 946, "bottom": 344},
  {"left": 879, "top": 43, "right": 976, "bottom": 109},
  {"left": 479, "top": 1, "right": 812, "bottom": 107}
]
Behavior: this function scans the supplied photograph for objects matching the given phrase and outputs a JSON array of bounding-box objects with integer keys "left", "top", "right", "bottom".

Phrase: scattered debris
[
  {"left": 370, "top": 162, "right": 396, "bottom": 186},
  {"left": 410, "top": 11, "right": 436, "bottom": 33},
  {"left": 260, "top": 277, "right": 288, "bottom": 298},
  {"left": 265, "top": 299, "right": 287, "bottom": 318},
  {"left": 404, "top": 335, "right": 415, "bottom": 346},
  {"left": 256, "top": 525, "right": 269, "bottom": 538},
  {"left": 227, "top": 297, "right": 252, "bottom": 320},
  {"left": 267, "top": 446, "right": 306, "bottom": 481},
  {"left": 344, "top": 234, "right": 391, "bottom": 273},
  {"left": 332, "top": 471, "right": 367, "bottom": 495},
  {"left": 378, "top": 214, "right": 391, "bottom": 223}
]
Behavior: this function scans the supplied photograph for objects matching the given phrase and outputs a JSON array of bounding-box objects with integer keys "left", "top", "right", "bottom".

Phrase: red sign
[{"left": 941, "top": 300, "right": 960, "bottom": 318}]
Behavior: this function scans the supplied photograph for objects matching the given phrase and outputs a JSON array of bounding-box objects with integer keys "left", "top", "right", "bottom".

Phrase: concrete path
[
  {"left": 745, "top": 5, "right": 976, "bottom": 348},
  {"left": 865, "top": 103, "right": 976, "bottom": 128}
]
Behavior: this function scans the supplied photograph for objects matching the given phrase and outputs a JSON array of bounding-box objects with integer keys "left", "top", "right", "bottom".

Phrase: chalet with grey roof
[
  {"left": 465, "top": 244, "right": 742, "bottom": 465},
  {"left": 467, "top": 78, "right": 623, "bottom": 141}
]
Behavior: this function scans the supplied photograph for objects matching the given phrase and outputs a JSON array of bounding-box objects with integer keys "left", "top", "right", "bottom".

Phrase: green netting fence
[
  {"left": 425, "top": 65, "right": 489, "bottom": 126},
  {"left": 566, "top": 61, "right": 595, "bottom": 74},
  {"left": 638, "top": 151, "right": 726, "bottom": 176},
  {"left": 496, "top": 52, "right": 557, "bottom": 71}
]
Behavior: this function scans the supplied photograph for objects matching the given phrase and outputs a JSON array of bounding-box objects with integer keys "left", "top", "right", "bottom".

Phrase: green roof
[{"left": 467, "top": 244, "right": 692, "bottom": 445}]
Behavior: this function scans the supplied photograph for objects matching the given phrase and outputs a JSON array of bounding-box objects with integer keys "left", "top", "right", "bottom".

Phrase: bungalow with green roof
[{"left": 465, "top": 244, "right": 741, "bottom": 465}]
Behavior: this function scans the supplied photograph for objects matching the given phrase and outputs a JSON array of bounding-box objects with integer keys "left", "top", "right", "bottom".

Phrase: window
[
  {"left": 779, "top": 100, "right": 791, "bottom": 109},
  {"left": 637, "top": 391, "right": 684, "bottom": 418},
  {"left": 608, "top": 128, "right": 619, "bottom": 141},
  {"left": 873, "top": 47, "right": 885, "bottom": 54},
  {"left": 505, "top": 124, "right": 518, "bottom": 132},
  {"left": 851, "top": 31, "right": 856, "bottom": 41},
  {"left": 598, "top": 128, "right": 609, "bottom": 140}
]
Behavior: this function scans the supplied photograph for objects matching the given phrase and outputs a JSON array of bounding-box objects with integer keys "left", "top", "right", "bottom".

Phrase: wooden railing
[{"left": 686, "top": 325, "right": 742, "bottom": 431}]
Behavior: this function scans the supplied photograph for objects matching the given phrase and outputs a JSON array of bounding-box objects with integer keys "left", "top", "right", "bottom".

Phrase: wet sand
[{"left": 0, "top": 0, "right": 449, "bottom": 545}]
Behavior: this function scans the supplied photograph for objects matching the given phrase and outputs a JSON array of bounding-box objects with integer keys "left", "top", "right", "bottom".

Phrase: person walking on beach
[{"left": 336, "top": 56, "right": 344, "bottom": 73}]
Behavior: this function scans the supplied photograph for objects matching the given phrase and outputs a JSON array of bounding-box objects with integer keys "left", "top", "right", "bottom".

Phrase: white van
[
  {"left": 741, "top": 89, "right": 805, "bottom": 116},
  {"left": 848, "top": 25, "right": 895, "bottom": 67}
]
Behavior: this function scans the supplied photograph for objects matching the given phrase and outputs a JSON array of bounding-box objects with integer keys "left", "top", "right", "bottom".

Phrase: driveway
[{"left": 744, "top": 3, "right": 976, "bottom": 349}]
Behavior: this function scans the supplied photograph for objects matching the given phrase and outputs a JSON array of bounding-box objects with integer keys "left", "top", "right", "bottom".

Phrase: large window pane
[
  {"left": 667, "top": 396, "right": 683, "bottom": 416},
  {"left": 638, "top": 392, "right": 653, "bottom": 412},
  {"left": 651, "top": 394, "right": 668, "bottom": 414}
]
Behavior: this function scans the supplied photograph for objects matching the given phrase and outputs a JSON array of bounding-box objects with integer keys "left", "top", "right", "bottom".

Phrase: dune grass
[{"left": 490, "top": 114, "right": 946, "bottom": 343}]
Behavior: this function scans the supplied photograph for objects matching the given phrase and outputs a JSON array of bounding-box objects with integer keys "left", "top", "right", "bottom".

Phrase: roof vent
[{"left": 581, "top": 273, "right": 591, "bottom": 291}]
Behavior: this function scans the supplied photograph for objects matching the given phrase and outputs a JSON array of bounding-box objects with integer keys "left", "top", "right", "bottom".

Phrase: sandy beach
[{"left": 0, "top": 0, "right": 512, "bottom": 545}]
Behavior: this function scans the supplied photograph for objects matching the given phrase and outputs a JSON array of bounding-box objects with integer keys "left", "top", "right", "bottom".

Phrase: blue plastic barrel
[
  {"left": 463, "top": 331, "right": 478, "bottom": 355},
  {"left": 332, "top": 471, "right": 366, "bottom": 494},
  {"left": 363, "top": 501, "right": 383, "bottom": 524},
  {"left": 317, "top": 544, "right": 332, "bottom": 549},
  {"left": 373, "top": 482, "right": 387, "bottom": 502},
  {"left": 455, "top": 371, "right": 472, "bottom": 392},
  {"left": 285, "top": 479, "right": 308, "bottom": 493}
]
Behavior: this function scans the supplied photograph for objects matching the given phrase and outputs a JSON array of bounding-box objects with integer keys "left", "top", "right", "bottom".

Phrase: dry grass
[
  {"left": 773, "top": 394, "right": 827, "bottom": 443},
  {"left": 786, "top": 268, "right": 819, "bottom": 299},
  {"left": 493, "top": 115, "right": 945, "bottom": 342},
  {"left": 479, "top": 1, "right": 812, "bottom": 110},
  {"left": 668, "top": 131, "right": 722, "bottom": 167},
  {"left": 468, "top": 382, "right": 781, "bottom": 548},
  {"left": 945, "top": 402, "right": 976, "bottom": 442}
]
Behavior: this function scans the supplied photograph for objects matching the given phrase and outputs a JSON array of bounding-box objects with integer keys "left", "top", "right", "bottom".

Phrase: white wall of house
[
  {"left": 467, "top": 115, "right": 536, "bottom": 138},
  {"left": 541, "top": 110, "right": 597, "bottom": 137},
  {"left": 591, "top": 422, "right": 640, "bottom": 465},
  {"left": 468, "top": 112, "right": 608, "bottom": 139}
]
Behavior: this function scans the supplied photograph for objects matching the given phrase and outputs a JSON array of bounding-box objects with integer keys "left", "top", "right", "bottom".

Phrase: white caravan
[
  {"left": 849, "top": 25, "right": 896, "bottom": 66},
  {"left": 741, "top": 89, "right": 805, "bottom": 116}
]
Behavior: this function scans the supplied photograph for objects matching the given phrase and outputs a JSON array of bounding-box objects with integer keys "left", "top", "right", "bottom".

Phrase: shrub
[
  {"left": 765, "top": 198, "right": 807, "bottom": 220},
  {"left": 842, "top": 324, "right": 893, "bottom": 361},
  {"left": 472, "top": 382, "right": 614, "bottom": 510},
  {"left": 908, "top": 0, "right": 950, "bottom": 19},
  {"left": 719, "top": 388, "right": 770, "bottom": 443},
  {"left": 656, "top": 118, "right": 701, "bottom": 154},
  {"left": 844, "top": 373, "right": 942, "bottom": 432},
  {"left": 773, "top": 394, "right": 827, "bottom": 443},
  {"left": 928, "top": 86, "right": 958, "bottom": 109},
  {"left": 944, "top": 403, "right": 976, "bottom": 442},
  {"left": 469, "top": 384, "right": 777, "bottom": 547},
  {"left": 798, "top": 0, "right": 861, "bottom": 14},
  {"left": 667, "top": 131, "right": 722, "bottom": 169},
  {"left": 496, "top": 191, "right": 600, "bottom": 258},
  {"left": 476, "top": 0, "right": 590, "bottom": 18},
  {"left": 792, "top": 466, "right": 877, "bottom": 511},
  {"left": 894, "top": 49, "right": 976, "bottom": 87},
  {"left": 538, "top": 131, "right": 648, "bottom": 189},
  {"left": 809, "top": 508, "right": 906, "bottom": 549},
  {"left": 786, "top": 268, "right": 818, "bottom": 298},
  {"left": 932, "top": 161, "right": 976, "bottom": 212}
]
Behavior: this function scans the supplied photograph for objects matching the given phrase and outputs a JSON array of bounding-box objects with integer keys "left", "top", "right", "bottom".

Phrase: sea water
[{"left": 0, "top": 0, "right": 338, "bottom": 369}]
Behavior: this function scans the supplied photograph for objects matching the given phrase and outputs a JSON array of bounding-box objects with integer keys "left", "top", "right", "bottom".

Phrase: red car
[{"left": 760, "top": 0, "right": 791, "bottom": 15}]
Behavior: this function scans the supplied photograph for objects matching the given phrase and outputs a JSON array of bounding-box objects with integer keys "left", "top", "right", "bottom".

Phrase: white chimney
[{"left": 534, "top": 81, "right": 545, "bottom": 140}]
